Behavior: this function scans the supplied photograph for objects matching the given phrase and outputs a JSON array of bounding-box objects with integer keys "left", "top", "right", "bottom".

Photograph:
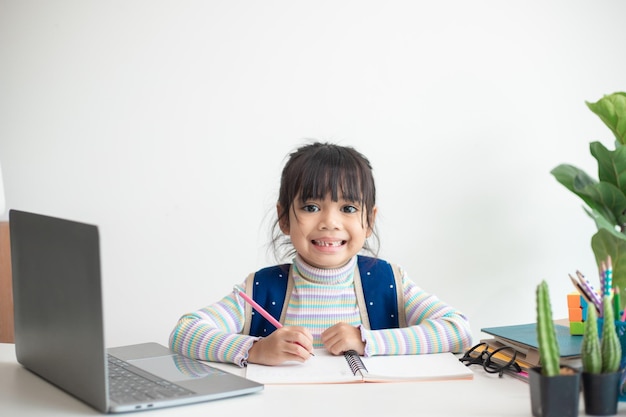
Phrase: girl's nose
[{"left": 319, "top": 210, "right": 340, "bottom": 230}]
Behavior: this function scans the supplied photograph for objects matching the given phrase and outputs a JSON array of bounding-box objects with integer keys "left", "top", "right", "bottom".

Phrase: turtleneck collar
[{"left": 293, "top": 254, "right": 357, "bottom": 285}]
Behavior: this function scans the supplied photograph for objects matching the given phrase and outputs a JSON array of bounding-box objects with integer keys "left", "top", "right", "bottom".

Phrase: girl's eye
[
  {"left": 302, "top": 204, "right": 319, "bottom": 213},
  {"left": 342, "top": 205, "right": 358, "bottom": 214}
]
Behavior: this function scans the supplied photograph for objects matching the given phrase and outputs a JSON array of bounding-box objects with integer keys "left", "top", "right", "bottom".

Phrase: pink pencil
[
  {"left": 233, "top": 286, "right": 283, "bottom": 329},
  {"left": 233, "top": 286, "right": 314, "bottom": 356}
]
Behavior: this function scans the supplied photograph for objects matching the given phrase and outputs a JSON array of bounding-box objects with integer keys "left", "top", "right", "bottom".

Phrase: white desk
[{"left": 0, "top": 342, "right": 606, "bottom": 417}]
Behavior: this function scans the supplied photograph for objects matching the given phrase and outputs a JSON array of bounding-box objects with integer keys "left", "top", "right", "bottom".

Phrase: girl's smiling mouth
[{"left": 312, "top": 240, "right": 345, "bottom": 247}]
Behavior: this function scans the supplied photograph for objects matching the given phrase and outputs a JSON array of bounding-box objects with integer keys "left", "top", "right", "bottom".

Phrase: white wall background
[{"left": 1, "top": 0, "right": 624, "bottom": 348}]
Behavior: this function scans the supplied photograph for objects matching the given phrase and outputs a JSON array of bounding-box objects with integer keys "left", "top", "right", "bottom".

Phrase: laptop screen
[{"left": 10, "top": 209, "right": 109, "bottom": 411}]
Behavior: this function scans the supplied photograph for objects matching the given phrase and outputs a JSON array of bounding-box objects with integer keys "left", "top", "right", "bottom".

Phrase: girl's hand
[
  {"left": 321, "top": 322, "right": 365, "bottom": 355},
  {"left": 247, "top": 326, "right": 314, "bottom": 365}
]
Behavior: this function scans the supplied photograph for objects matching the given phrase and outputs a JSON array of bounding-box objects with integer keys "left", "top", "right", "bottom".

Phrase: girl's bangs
[{"left": 298, "top": 164, "right": 364, "bottom": 204}]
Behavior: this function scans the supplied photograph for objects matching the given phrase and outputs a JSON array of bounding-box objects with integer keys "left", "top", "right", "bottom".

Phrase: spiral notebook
[{"left": 245, "top": 349, "right": 474, "bottom": 384}]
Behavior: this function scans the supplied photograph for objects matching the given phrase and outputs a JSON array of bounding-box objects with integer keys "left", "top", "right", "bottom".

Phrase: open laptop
[{"left": 9, "top": 209, "right": 263, "bottom": 413}]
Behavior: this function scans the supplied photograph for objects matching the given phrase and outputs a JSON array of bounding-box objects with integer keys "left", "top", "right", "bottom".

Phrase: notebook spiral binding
[{"left": 343, "top": 350, "right": 368, "bottom": 375}]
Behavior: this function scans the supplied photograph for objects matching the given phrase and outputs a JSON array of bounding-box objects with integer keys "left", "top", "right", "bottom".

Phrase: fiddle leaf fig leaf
[
  {"left": 584, "top": 206, "right": 625, "bottom": 239},
  {"left": 590, "top": 141, "right": 626, "bottom": 190},
  {"left": 586, "top": 92, "right": 626, "bottom": 145},
  {"left": 592, "top": 182, "right": 626, "bottom": 226},
  {"left": 551, "top": 164, "right": 619, "bottom": 224},
  {"left": 591, "top": 229, "right": 626, "bottom": 309},
  {"left": 583, "top": 207, "right": 626, "bottom": 239},
  {"left": 551, "top": 164, "right": 598, "bottom": 203}
]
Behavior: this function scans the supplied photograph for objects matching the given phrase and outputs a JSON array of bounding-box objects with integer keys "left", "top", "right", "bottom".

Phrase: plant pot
[
  {"left": 529, "top": 366, "right": 581, "bottom": 417},
  {"left": 582, "top": 371, "right": 621, "bottom": 416}
]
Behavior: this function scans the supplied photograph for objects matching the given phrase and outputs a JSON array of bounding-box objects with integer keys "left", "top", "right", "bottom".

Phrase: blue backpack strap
[
  {"left": 357, "top": 255, "right": 401, "bottom": 330},
  {"left": 247, "top": 264, "right": 291, "bottom": 337}
]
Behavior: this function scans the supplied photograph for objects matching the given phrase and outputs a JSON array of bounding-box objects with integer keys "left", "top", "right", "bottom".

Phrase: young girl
[{"left": 169, "top": 142, "right": 472, "bottom": 366}]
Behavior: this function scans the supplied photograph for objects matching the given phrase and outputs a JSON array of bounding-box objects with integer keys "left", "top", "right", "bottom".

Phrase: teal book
[{"left": 481, "top": 323, "right": 582, "bottom": 358}]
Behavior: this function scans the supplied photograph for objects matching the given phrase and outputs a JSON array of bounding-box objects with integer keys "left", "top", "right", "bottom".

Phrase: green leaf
[
  {"left": 591, "top": 229, "right": 626, "bottom": 311},
  {"left": 590, "top": 141, "right": 626, "bottom": 191},
  {"left": 551, "top": 164, "right": 599, "bottom": 210},
  {"left": 551, "top": 164, "right": 622, "bottom": 224},
  {"left": 592, "top": 182, "right": 626, "bottom": 226},
  {"left": 586, "top": 92, "right": 626, "bottom": 145},
  {"left": 584, "top": 207, "right": 624, "bottom": 239}
]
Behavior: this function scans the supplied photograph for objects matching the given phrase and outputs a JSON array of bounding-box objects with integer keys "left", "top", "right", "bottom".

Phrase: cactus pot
[
  {"left": 582, "top": 371, "right": 621, "bottom": 416},
  {"left": 529, "top": 366, "right": 581, "bottom": 417}
]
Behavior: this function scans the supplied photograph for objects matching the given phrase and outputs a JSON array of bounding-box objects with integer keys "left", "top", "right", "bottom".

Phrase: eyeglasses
[{"left": 459, "top": 342, "right": 522, "bottom": 378}]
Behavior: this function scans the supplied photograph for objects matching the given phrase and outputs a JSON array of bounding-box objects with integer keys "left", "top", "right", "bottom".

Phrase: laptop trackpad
[{"left": 128, "top": 355, "right": 224, "bottom": 382}]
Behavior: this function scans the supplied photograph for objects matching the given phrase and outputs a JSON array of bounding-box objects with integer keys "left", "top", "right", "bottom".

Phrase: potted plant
[
  {"left": 581, "top": 296, "right": 622, "bottom": 416},
  {"left": 551, "top": 92, "right": 626, "bottom": 310},
  {"left": 529, "top": 280, "right": 581, "bottom": 417}
]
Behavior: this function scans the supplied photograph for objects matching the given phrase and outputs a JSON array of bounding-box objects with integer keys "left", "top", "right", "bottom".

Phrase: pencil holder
[{"left": 597, "top": 318, "right": 626, "bottom": 402}]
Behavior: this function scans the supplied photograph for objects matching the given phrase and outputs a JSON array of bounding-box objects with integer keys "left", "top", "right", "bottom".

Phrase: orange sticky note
[
  {"left": 567, "top": 292, "right": 582, "bottom": 308},
  {"left": 568, "top": 307, "right": 582, "bottom": 322}
]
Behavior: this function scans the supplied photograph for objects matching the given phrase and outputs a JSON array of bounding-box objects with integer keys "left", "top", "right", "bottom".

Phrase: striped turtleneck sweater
[{"left": 169, "top": 255, "right": 472, "bottom": 367}]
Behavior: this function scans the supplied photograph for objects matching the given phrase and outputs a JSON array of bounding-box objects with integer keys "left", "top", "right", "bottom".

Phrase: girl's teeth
[{"left": 314, "top": 240, "right": 342, "bottom": 247}]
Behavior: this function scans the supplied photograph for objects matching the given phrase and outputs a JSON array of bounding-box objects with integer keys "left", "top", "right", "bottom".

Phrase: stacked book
[{"left": 476, "top": 323, "right": 583, "bottom": 382}]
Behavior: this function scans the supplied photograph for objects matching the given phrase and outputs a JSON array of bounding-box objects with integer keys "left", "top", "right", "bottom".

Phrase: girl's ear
[
  {"left": 277, "top": 203, "right": 290, "bottom": 235},
  {"left": 366, "top": 206, "right": 378, "bottom": 237}
]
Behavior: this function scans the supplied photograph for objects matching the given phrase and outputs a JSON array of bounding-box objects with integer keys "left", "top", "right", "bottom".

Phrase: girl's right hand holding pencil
[{"left": 247, "top": 326, "right": 314, "bottom": 365}]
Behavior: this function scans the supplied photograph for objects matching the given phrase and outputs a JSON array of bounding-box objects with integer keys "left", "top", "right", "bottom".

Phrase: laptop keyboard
[{"left": 107, "top": 355, "right": 194, "bottom": 404}]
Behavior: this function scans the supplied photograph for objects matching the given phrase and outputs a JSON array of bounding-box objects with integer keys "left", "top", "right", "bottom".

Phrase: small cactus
[
  {"left": 582, "top": 305, "right": 601, "bottom": 373},
  {"left": 601, "top": 296, "right": 622, "bottom": 373},
  {"left": 536, "top": 280, "right": 560, "bottom": 376},
  {"left": 581, "top": 295, "right": 622, "bottom": 374}
]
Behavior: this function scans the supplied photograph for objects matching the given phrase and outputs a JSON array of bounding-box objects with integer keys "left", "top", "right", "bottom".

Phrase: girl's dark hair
[{"left": 271, "top": 141, "right": 379, "bottom": 261}]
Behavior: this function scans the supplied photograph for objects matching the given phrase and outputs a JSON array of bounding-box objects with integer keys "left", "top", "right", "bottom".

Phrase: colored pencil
[{"left": 233, "top": 286, "right": 314, "bottom": 356}]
